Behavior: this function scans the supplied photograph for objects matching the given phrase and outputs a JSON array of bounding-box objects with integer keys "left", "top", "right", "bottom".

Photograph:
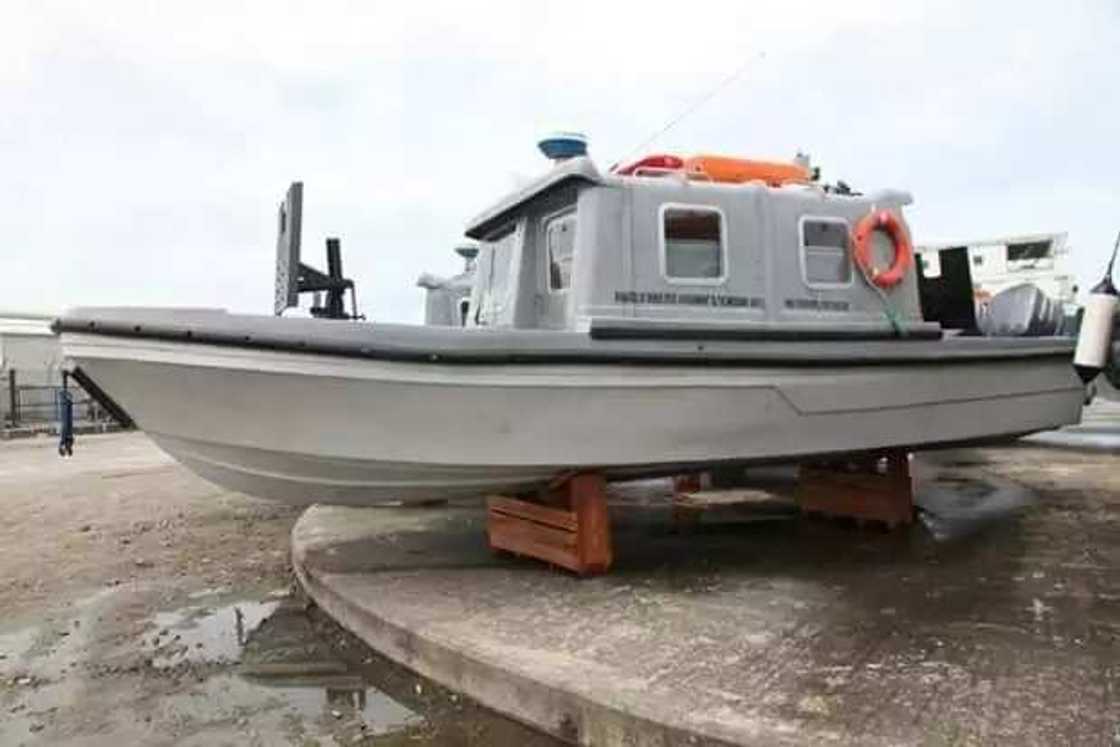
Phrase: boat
[
  {"left": 916, "top": 232, "right": 1079, "bottom": 315},
  {"left": 55, "top": 136, "right": 1087, "bottom": 506}
]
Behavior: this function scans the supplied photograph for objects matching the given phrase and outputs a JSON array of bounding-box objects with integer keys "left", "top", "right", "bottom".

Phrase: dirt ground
[{"left": 0, "top": 433, "right": 558, "bottom": 746}]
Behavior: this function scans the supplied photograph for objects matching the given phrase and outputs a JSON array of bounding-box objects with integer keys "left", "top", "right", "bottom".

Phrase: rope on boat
[{"left": 861, "top": 266, "right": 907, "bottom": 338}]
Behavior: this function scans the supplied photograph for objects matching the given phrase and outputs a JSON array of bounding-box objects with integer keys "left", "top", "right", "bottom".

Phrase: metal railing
[{"left": 2, "top": 373, "right": 116, "bottom": 428}]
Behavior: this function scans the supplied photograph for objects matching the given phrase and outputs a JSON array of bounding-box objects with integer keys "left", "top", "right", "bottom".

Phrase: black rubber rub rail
[{"left": 54, "top": 310, "right": 1078, "bottom": 369}]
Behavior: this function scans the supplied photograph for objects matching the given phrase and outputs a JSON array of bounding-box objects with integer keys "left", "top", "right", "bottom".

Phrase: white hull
[{"left": 62, "top": 332, "right": 1084, "bottom": 506}]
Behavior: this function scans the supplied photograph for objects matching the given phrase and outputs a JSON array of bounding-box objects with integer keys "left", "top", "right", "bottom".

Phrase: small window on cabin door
[
  {"left": 545, "top": 210, "right": 576, "bottom": 291},
  {"left": 661, "top": 205, "right": 725, "bottom": 281},
  {"left": 800, "top": 217, "right": 852, "bottom": 287}
]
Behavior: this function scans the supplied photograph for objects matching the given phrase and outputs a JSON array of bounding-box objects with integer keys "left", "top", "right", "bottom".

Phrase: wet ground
[
  {"left": 0, "top": 434, "right": 558, "bottom": 746},
  {"left": 2, "top": 404, "right": 1120, "bottom": 745},
  {"left": 0, "top": 584, "right": 557, "bottom": 745}
]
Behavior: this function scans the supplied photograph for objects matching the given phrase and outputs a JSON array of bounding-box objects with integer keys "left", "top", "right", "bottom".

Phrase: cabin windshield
[{"left": 474, "top": 223, "right": 519, "bottom": 326}]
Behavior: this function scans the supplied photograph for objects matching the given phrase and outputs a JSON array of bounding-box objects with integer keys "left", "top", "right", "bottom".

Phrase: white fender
[
  {"left": 1074, "top": 232, "right": 1120, "bottom": 383},
  {"left": 1074, "top": 292, "right": 1118, "bottom": 381}
]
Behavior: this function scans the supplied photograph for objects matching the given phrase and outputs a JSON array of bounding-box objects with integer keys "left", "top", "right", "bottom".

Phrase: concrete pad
[
  {"left": 1025, "top": 399, "right": 1120, "bottom": 452},
  {"left": 294, "top": 462, "right": 1120, "bottom": 746}
]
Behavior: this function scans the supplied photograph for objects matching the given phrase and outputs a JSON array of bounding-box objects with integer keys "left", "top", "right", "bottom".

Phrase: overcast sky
[{"left": 3, "top": 1, "right": 1118, "bottom": 322}]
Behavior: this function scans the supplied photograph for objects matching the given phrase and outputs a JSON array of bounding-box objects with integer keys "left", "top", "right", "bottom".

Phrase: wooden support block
[
  {"left": 673, "top": 474, "right": 704, "bottom": 494},
  {"left": 488, "top": 495, "right": 577, "bottom": 532},
  {"left": 671, "top": 474, "right": 705, "bottom": 531},
  {"left": 569, "top": 473, "right": 611, "bottom": 574},
  {"left": 488, "top": 472, "right": 612, "bottom": 576},
  {"left": 795, "top": 452, "right": 914, "bottom": 528}
]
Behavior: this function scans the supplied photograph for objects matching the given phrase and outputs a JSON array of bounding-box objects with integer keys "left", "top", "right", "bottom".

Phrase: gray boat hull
[{"left": 58, "top": 310, "right": 1085, "bottom": 506}]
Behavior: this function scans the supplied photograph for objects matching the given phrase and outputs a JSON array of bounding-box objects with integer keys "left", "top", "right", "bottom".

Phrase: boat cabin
[{"left": 462, "top": 151, "right": 939, "bottom": 340}]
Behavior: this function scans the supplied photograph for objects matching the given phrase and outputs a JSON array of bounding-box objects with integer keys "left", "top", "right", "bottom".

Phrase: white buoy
[{"left": 1073, "top": 232, "right": 1120, "bottom": 383}]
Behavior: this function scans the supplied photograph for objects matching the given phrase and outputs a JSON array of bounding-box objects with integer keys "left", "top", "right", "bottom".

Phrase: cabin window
[
  {"left": 661, "top": 205, "right": 725, "bottom": 281},
  {"left": 1007, "top": 240, "right": 1051, "bottom": 264},
  {"left": 972, "top": 255, "right": 984, "bottom": 267},
  {"left": 799, "top": 217, "right": 852, "bottom": 286},
  {"left": 545, "top": 210, "right": 576, "bottom": 291}
]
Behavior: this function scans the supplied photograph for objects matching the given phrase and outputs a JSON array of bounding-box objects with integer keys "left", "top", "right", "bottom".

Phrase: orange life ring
[{"left": 852, "top": 210, "right": 913, "bottom": 289}]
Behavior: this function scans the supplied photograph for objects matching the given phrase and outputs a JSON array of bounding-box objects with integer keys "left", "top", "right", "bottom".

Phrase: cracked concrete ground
[{"left": 294, "top": 403, "right": 1120, "bottom": 745}]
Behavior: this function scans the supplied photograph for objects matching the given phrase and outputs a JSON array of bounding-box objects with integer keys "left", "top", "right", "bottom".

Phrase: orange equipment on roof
[
  {"left": 612, "top": 154, "right": 685, "bottom": 175},
  {"left": 683, "top": 155, "right": 811, "bottom": 186}
]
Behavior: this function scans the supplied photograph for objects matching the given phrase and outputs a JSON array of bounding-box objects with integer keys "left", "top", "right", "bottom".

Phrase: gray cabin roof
[
  {"left": 465, "top": 156, "right": 603, "bottom": 239},
  {"left": 465, "top": 155, "right": 914, "bottom": 240}
]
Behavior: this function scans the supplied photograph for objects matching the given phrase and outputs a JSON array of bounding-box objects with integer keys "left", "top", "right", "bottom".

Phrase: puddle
[
  {"left": 1, "top": 587, "right": 426, "bottom": 744},
  {"left": 915, "top": 472, "right": 1037, "bottom": 542},
  {"left": 143, "top": 593, "right": 423, "bottom": 740},
  {"left": 137, "top": 595, "right": 421, "bottom": 743},
  {"left": 254, "top": 675, "right": 420, "bottom": 734},
  {"left": 161, "top": 671, "right": 422, "bottom": 742},
  {"left": 145, "top": 599, "right": 280, "bottom": 668}
]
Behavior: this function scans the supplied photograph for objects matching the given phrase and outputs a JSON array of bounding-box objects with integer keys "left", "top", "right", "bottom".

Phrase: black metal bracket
[
  {"left": 69, "top": 367, "right": 134, "bottom": 429},
  {"left": 296, "top": 238, "right": 362, "bottom": 320}
]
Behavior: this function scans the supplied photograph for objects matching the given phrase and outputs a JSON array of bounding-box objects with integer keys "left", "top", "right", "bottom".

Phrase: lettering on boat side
[
  {"left": 784, "top": 298, "right": 851, "bottom": 312},
  {"left": 613, "top": 291, "right": 764, "bottom": 308}
]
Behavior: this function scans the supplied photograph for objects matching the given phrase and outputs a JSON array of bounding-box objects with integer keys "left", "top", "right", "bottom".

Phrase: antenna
[
  {"left": 1090, "top": 230, "right": 1120, "bottom": 296},
  {"left": 1104, "top": 230, "right": 1120, "bottom": 285},
  {"left": 615, "top": 52, "right": 764, "bottom": 166}
]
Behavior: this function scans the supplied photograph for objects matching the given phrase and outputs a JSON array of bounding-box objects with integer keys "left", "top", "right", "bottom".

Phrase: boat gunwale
[{"left": 55, "top": 312, "right": 1079, "bottom": 369}]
